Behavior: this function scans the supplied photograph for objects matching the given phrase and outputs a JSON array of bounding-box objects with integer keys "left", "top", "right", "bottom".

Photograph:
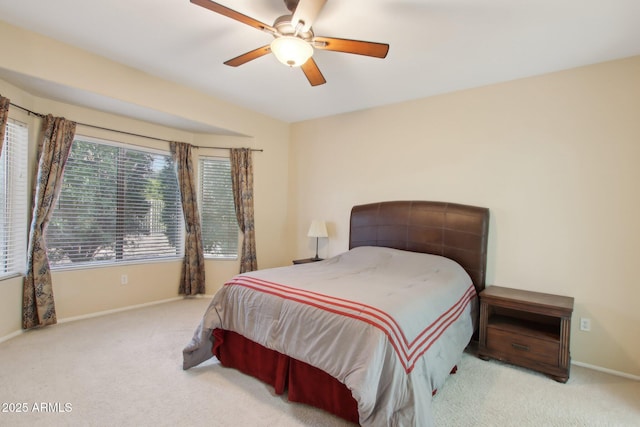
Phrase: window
[
  {"left": 46, "top": 136, "right": 184, "bottom": 268},
  {"left": 199, "top": 157, "right": 238, "bottom": 258},
  {"left": 0, "top": 119, "right": 28, "bottom": 279}
]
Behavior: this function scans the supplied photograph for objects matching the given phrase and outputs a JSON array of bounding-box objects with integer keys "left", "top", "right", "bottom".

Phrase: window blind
[
  {"left": 199, "top": 157, "right": 238, "bottom": 258},
  {"left": 46, "top": 136, "right": 184, "bottom": 268},
  {"left": 0, "top": 119, "right": 28, "bottom": 278}
]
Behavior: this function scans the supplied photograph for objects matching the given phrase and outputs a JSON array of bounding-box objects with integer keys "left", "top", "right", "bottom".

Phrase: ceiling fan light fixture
[{"left": 270, "top": 36, "right": 313, "bottom": 67}]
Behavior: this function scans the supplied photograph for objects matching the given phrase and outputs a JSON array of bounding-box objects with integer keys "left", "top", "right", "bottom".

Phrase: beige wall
[
  {"left": 0, "top": 22, "right": 293, "bottom": 335},
  {"left": 291, "top": 56, "right": 640, "bottom": 376}
]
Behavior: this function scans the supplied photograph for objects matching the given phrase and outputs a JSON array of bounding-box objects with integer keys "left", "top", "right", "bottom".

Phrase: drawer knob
[{"left": 511, "top": 343, "right": 530, "bottom": 352}]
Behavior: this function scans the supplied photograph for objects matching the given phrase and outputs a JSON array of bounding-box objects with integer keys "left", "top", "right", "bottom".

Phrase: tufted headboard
[{"left": 349, "top": 201, "right": 490, "bottom": 294}]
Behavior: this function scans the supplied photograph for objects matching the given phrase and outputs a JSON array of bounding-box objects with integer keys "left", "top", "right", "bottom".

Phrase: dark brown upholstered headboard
[{"left": 349, "top": 201, "right": 490, "bottom": 293}]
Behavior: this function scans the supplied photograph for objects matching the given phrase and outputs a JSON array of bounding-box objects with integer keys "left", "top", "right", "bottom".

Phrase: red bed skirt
[
  {"left": 212, "top": 328, "right": 360, "bottom": 424},
  {"left": 212, "top": 329, "right": 456, "bottom": 424}
]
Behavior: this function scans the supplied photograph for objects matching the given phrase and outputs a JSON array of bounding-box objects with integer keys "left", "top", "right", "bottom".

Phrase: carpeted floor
[{"left": 0, "top": 298, "right": 638, "bottom": 426}]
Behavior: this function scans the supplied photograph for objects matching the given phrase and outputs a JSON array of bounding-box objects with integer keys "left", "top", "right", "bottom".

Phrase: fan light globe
[{"left": 270, "top": 36, "right": 313, "bottom": 67}]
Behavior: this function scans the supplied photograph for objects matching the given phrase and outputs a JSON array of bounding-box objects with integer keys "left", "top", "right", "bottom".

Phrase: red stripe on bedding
[
  {"left": 224, "top": 277, "right": 476, "bottom": 373},
  {"left": 231, "top": 276, "right": 409, "bottom": 358}
]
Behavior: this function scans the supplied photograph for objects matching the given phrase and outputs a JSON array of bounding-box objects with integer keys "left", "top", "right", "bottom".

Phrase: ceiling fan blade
[
  {"left": 314, "top": 36, "right": 389, "bottom": 58},
  {"left": 190, "top": 0, "right": 275, "bottom": 33},
  {"left": 292, "top": 0, "right": 327, "bottom": 33},
  {"left": 301, "top": 58, "right": 326, "bottom": 86},
  {"left": 224, "top": 45, "right": 272, "bottom": 67}
]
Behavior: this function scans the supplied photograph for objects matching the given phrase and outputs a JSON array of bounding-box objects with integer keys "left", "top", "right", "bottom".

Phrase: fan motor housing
[{"left": 273, "top": 15, "right": 314, "bottom": 41}]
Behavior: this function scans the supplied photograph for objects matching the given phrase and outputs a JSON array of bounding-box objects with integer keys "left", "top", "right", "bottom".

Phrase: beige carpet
[{"left": 0, "top": 298, "right": 638, "bottom": 427}]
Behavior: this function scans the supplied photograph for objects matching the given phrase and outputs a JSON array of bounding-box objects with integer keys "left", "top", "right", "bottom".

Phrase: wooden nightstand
[
  {"left": 478, "top": 286, "right": 574, "bottom": 383},
  {"left": 292, "top": 257, "right": 323, "bottom": 265}
]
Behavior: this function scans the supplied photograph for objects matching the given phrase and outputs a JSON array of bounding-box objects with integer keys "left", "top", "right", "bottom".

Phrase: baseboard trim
[
  {"left": 184, "top": 294, "right": 215, "bottom": 300},
  {"left": 572, "top": 360, "right": 640, "bottom": 381},
  {"left": 0, "top": 295, "right": 211, "bottom": 344},
  {"left": 57, "top": 296, "right": 185, "bottom": 324},
  {"left": 0, "top": 329, "right": 24, "bottom": 345}
]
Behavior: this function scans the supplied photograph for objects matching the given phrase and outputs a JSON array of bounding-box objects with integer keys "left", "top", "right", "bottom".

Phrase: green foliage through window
[{"left": 46, "top": 137, "right": 183, "bottom": 267}]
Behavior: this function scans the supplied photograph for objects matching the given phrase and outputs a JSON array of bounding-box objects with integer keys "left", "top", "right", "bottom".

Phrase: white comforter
[{"left": 183, "top": 246, "right": 477, "bottom": 426}]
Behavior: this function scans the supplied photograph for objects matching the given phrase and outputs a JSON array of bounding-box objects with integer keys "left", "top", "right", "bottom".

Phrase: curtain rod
[{"left": 9, "top": 102, "right": 263, "bottom": 152}]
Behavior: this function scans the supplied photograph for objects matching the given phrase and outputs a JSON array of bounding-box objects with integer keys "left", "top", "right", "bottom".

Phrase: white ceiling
[{"left": 1, "top": 0, "right": 639, "bottom": 131}]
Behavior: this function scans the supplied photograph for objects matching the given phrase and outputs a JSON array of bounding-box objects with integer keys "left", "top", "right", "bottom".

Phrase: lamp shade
[
  {"left": 307, "top": 220, "right": 328, "bottom": 238},
  {"left": 270, "top": 36, "right": 313, "bottom": 67}
]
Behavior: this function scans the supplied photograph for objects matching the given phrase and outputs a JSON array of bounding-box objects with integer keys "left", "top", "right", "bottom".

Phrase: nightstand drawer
[{"left": 486, "top": 326, "right": 560, "bottom": 367}]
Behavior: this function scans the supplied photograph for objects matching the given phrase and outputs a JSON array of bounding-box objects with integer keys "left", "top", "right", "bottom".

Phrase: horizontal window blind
[
  {"left": 46, "top": 137, "right": 184, "bottom": 268},
  {"left": 199, "top": 157, "right": 238, "bottom": 258},
  {"left": 0, "top": 119, "right": 28, "bottom": 278}
]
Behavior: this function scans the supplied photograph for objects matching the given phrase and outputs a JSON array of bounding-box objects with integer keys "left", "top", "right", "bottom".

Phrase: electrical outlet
[
  {"left": 120, "top": 274, "right": 128, "bottom": 285},
  {"left": 580, "top": 317, "right": 591, "bottom": 332}
]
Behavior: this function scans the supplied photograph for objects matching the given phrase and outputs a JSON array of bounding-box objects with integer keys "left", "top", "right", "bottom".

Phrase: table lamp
[{"left": 307, "top": 220, "right": 328, "bottom": 261}]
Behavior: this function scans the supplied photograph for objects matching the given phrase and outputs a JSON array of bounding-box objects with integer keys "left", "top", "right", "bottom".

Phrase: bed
[{"left": 183, "top": 201, "right": 490, "bottom": 426}]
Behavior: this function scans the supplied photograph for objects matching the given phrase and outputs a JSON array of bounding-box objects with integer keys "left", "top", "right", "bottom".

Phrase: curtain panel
[
  {"left": 23, "top": 115, "right": 76, "bottom": 329},
  {"left": 230, "top": 148, "right": 257, "bottom": 273},
  {"left": 0, "top": 96, "right": 9, "bottom": 156},
  {"left": 170, "top": 141, "right": 206, "bottom": 295}
]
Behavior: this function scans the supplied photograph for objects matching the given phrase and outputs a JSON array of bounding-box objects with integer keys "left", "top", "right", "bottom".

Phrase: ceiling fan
[{"left": 190, "top": 0, "right": 389, "bottom": 86}]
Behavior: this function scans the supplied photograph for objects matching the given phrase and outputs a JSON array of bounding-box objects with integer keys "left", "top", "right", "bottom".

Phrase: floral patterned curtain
[
  {"left": 23, "top": 115, "right": 76, "bottom": 329},
  {"left": 230, "top": 148, "right": 257, "bottom": 273},
  {"left": 170, "top": 141, "right": 206, "bottom": 295},
  {"left": 0, "top": 95, "right": 9, "bottom": 156}
]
